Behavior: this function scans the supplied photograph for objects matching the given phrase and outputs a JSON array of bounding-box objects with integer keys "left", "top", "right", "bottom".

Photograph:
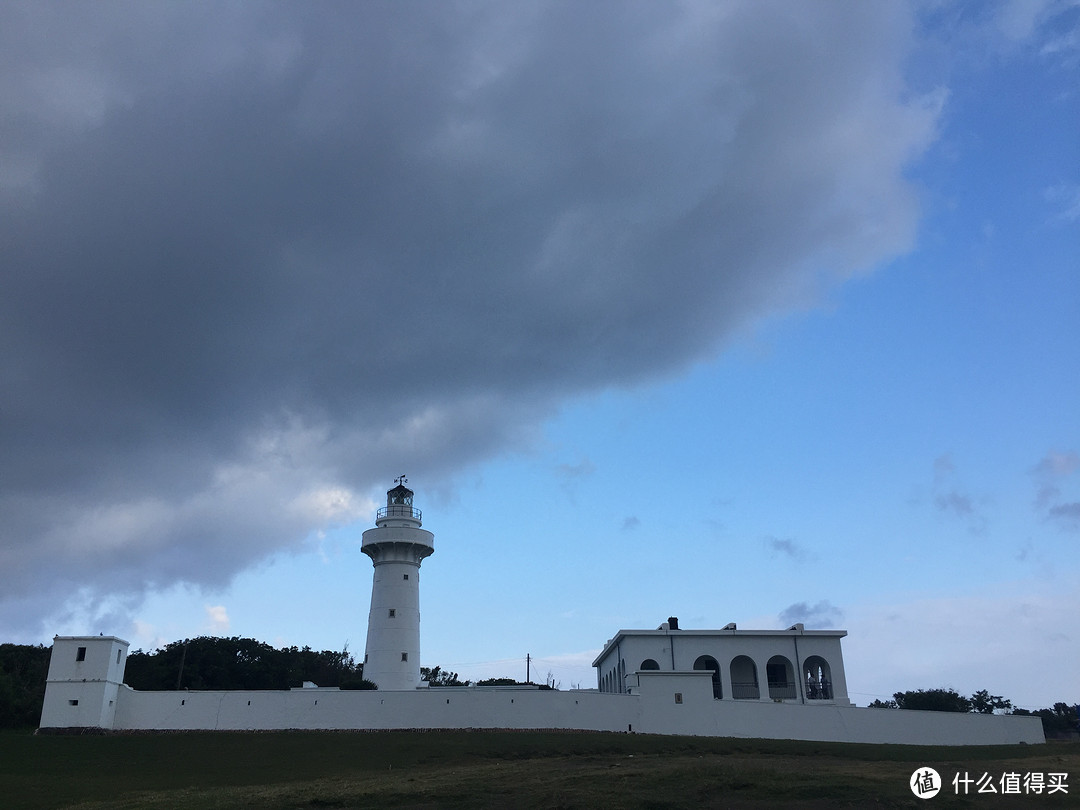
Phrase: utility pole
[
  {"left": 526, "top": 653, "right": 531, "bottom": 684},
  {"left": 175, "top": 641, "right": 188, "bottom": 691}
]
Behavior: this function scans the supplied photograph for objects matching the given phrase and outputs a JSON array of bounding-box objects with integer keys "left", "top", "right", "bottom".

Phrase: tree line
[
  {"left": 0, "top": 644, "right": 51, "bottom": 728},
  {"left": 419, "top": 665, "right": 552, "bottom": 689},
  {"left": 0, "top": 637, "right": 376, "bottom": 729},
  {"left": 0, "top": 639, "right": 542, "bottom": 728},
  {"left": 123, "top": 636, "right": 375, "bottom": 691},
  {"left": 869, "top": 687, "right": 1079, "bottom": 738}
]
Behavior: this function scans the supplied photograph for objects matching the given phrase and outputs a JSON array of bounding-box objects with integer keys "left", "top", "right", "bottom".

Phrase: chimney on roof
[{"left": 668, "top": 616, "right": 679, "bottom": 630}]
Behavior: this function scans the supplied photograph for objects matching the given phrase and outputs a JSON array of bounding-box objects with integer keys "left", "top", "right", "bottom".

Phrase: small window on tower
[
  {"left": 401, "top": 652, "right": 408, "bottom": 662},
  {"left": 403, "top": 574, "right": 409, "bottom": 580},
  {"left": 68, "top": 699, "right": 79, "bottom": 706},
  {"left": 76, "top": 647, "right": 86, "bottom": 662},
  {"left": 388, "top": 609, "right": 396, "bottom": 618},
  {"left": 116, "top": 649, "right": 122, "bottom": 665}
]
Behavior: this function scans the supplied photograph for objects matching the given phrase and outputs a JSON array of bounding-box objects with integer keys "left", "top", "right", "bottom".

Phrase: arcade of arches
[{"left": 600, "top": 654, "right": 833, "bottom": 700}]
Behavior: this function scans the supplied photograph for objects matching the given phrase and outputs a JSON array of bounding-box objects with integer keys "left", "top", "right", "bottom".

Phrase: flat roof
[{"left": 592, "top": 627, "right": 847, "bottom": 667}]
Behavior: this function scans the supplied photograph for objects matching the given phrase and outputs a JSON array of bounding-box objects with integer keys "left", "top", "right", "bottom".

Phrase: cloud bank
[{"left": 1, "top": 2, "right": 940, "bottom": 638}]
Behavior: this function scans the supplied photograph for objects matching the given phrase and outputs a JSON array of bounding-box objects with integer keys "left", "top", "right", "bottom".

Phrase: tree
[
  {"left": 970, "top": 689, "right": 1012, "bottom": 714},
  {"left": 420, "top": 665, "right": 467, "bottom": 686},
  {"left": 0, "top": 644, "right": 52, "bottom": 728},
  {"left": 339, "top": 678, "right": 378, "bottom": 690},
  {"left": 475, "top": 676, "right": 553, "bottom": 689},
  {"left": 870, "top": 687, "right": 1023, "bottom": 715},
  {"left": 1013, "top": 703, "right": 1080, "bottom": 738},
  {"left": 892, "top": 688, "right": 972, "bottom": 712},
  {"left": 124, "top": 637, "right": 364, "bottom": 690}
]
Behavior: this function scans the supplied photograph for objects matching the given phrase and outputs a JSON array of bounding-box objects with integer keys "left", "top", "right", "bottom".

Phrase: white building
[
  {"left": 593, "top": 617, "right": 849, "bottom": 706},
  {"left": 38, "top": 635, "right": 128, "bottom": 730},
  {"left": 38, "top": 483, "right": 1044, "bottom": 746}
]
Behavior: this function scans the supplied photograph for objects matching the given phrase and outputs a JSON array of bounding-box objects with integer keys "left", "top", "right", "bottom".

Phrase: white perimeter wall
[
  {"left": 632, "top": 672, "right": 1043, "bottom": 746},
  {"left": 89, "top": 671, "right": 1044, "bottom": 746},
  {"left": 111, "top": 685, "right": 635, "bottom": 733}
]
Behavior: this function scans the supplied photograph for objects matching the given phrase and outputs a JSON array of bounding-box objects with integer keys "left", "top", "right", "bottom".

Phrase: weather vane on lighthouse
[{"left": 395, "top": 474, "right": 408, "bottom": 487}]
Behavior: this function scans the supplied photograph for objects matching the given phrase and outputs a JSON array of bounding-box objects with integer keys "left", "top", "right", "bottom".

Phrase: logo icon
[{"left": 911, "top": 767, "right": 941, "bottom": 798}]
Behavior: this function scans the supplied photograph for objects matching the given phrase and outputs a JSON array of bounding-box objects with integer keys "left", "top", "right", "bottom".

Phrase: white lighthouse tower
[{"left": 361, "top": 476, "right": 434, "bottom": 690}]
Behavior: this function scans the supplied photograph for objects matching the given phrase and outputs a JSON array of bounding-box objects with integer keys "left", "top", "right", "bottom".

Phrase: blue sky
[{"left": 2, "top": 1, "right": 1077, "bottom": 710}]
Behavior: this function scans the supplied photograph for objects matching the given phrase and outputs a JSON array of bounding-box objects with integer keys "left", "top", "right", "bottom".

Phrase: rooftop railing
[
  {"left": 806, "top": 680, "right": 833, "bottom": 700},
  {"left": 377, "top": 504, "right": 422, "bottom": 521},
  {"left": 731, "top": 682, "right": 760, "bottom": 700},
  {"left": 768, "top": 681, "right": 798, "bottom": 700}
]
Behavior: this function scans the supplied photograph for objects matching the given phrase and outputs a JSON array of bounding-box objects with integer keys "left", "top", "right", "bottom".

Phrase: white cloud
[
  {"left": 204, "top": 605, "right": 230, "bottom": 635},
  {"left": 1044, "top": 184, "right": 1080, "bottom": 222},
  {"left": 843, "top": 581, "right": 1080, "bottom": 710},
  {"left": 995, "top": 0, "right": 1056, "bottom": 43}
]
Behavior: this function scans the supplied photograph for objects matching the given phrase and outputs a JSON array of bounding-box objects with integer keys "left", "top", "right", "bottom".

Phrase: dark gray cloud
[
  {"left": 930, "top": 453, "right": 988, "bottom": 534},
  {"left": 1032, "top": 450, "right": 1080, "bottom": 532},
  {"left": 0, "top": 2, "right": 938, "bottom": 637},
  {"left": 934, "top": 490, "right": 974, "bottom": 517},
  {"left": 764, "top": 536, "right": 814, "bottom": 563},
  {"left": 779, "top": 601, "right": 843, "bottom": 629}
]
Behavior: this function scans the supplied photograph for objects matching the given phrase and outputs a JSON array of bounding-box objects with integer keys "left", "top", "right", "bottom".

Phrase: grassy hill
[{"left": 3, "top": 729, "right": 1077, "bottom": 808}]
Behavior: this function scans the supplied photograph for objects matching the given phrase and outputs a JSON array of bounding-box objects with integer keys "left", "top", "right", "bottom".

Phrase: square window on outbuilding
[{"left": 76, "top": 646, "right": 86, "bottom": 662}]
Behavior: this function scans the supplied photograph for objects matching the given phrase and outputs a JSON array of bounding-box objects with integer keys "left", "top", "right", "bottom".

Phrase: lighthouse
[{"left": 361, "top": 477, "right": 434, "bottom": 690}]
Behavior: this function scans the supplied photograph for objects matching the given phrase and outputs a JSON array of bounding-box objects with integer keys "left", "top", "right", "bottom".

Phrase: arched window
[
  {"left": 766, "top": 655, "right": 796, "bottom": 700},
  {"left": 693, "top": 655, "right": 723, "bottom": 699},
  {"left": 803, "top": 655, "right": 833, "bottom": 700},
  {"left": 730, "top": 655, "right": 759, "bottom": 699},
  {"left": 640, "top": 658, "right": 660, "bottom": 670}
]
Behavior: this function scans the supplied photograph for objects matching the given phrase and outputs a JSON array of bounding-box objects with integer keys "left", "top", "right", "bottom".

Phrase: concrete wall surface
[
  {"left": 631, "top": 671, "right": 1044, "bottom": 744},
  {"left": 84, "top": 677, "right": 1043, "bottom": 745},
  {"left": 39, "top": 637, "right": 1044, "bottom": 745},
  {"left": 111, "top": 686, "right": 637, "bottom": 733}
]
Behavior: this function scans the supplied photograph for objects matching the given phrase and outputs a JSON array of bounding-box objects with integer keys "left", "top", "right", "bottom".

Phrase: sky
[{"left": 2, "top": 1, "right": 1077, "bottom": 710}]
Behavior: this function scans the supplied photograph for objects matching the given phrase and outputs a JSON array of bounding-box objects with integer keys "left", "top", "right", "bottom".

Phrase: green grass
[{"left": 1, "top": 729, "right": 1076, "bottom": 809}]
